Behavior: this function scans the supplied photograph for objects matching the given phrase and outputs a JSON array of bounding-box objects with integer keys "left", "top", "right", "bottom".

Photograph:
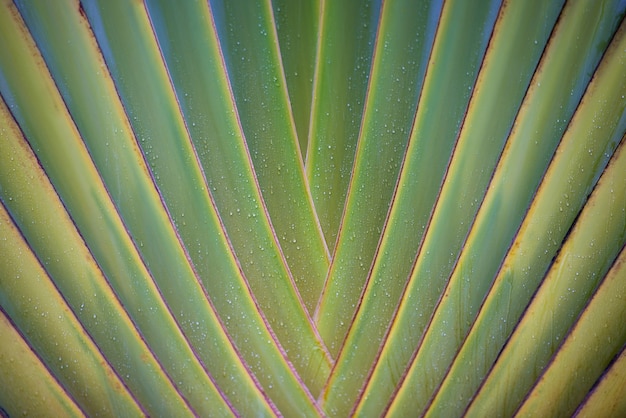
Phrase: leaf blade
[
  {"left": 315, "top": 0, "right": 443, "bottom": 358},
  {"left": 144, "top": 0, "right": 332, "bottom": 395},
  {"left": 0, "top": 202, "right": 148, "bottom": 417},
  {"left": 306, "top": 0, "right": 382, "bottom": 251},
  {"left": 211, "top": 0, "right": 331, "bottom": 312}
]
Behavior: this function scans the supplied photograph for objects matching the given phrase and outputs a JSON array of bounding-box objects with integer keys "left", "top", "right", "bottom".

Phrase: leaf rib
[
  {"left": 305, "top": 0, "right": 382, "bottom": 253},
  {"left": 315, "top": 0, "right": 444, "bottom": 361},
  {"left": 1, "top": 2, "right": 278, "bottom": 414},
  {"left": 466, "top": 129, "right": 626, "bottom": 417},
  {"left": 423, "top": 13, "right": 626, "bottom": 416},
  {"left": 77, "top": 0, "right": 327, "bottom": 413},
  {"left": 515, "top": 242, "right": 626, "bottom": 417},
  {"left": 353, "top": 0, "right": 584, "bottom": 413},
  {"left": 0, "top": 94, "right": 234, "bottom": 416},
  {"left": 321, "top": 0, "right": 503, "bottom": 414},
  {"left": 0, "top": 307, "right": 86, "bottom": 417},
  {"left": 210, "top": 0, "right": 331, "bottom": 314},
  {"left": 141, "top": 0, "right": 333, "bottom": 398},
  {"left": 0, "top": 201, "right": 149, "bottom": 417},
  {"left": 575, "top": 343, "right": 626, "bottom": 417}
]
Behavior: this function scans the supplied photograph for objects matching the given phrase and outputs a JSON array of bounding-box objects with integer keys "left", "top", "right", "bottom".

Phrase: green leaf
[
  {"left": 0, "top": 308, "right": 84, "bottom": 417},
  {"left": 210, "top": 0, "right": 330, "bottom": 312},
  {"left": 379, "top": 1, "right": 626, "bottom": 415},
  {"left": 1, "top": 2, "right": 269, "bottom": 414},
  {"left": 0, "top": 202, "right": 148, "bottom": 416},
  {"left": 0, "top": 94, "right": 231, "bottom": 416},
  {"left": 427, "top": 10, "right": 626, "bottom": 415},
  {"left": 79, "top": 0, "right": 325, "bottom": 411},
  {"left": 315, "top": 0, "right": 443, "bottom": 358},
  {"left": 576, "top": 345, "right": 626, "bottom": 417},
  {"left": 465, "top": 128, "right": 626, "bottom": 416},
  {"left": 516, "top": 243, "right": 626, "bottom": 417},
  {"left": 141, "top": 0, "right": 332, "bottom": 396},
  {"left": 273, "top": 0, "right": 319, "bottom": 154},
  {"left": 306, "top": 0, "right": 381, "bottom": 251},
  {"left": 1, "top": 0, "right": 625, "bottom": 415}
]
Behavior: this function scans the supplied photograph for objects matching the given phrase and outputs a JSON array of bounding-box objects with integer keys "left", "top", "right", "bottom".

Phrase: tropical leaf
[{"left": 0, "top": 0, "right": 625, "bottom": 416}]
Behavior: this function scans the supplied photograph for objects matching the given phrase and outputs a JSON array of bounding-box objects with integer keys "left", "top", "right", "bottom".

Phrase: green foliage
[{"left": 0, "top": 0, "right": 625, "bottom": 416}]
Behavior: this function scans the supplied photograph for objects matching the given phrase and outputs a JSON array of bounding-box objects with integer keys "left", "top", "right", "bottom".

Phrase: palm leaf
[{"left": 1, "top": 0, "right": 625, "bottom": 416}]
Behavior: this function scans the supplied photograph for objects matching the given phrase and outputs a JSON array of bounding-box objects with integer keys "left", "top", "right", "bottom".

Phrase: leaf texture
[{"left": 0, "top": 0, "right": 625, "bottom": 416}]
